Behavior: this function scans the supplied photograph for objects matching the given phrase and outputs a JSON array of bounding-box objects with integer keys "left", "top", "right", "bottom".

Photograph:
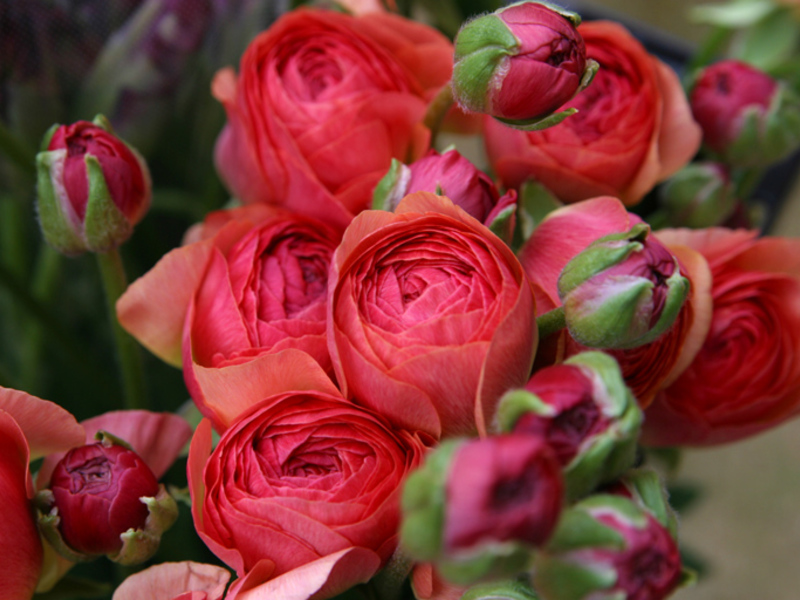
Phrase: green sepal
[
  {"left": 494, "top": 388, "right": 556, "bottom": 434},
  {"left": 534, "top": 554, "right": 617, "bottom": 600},
  {"left": 83, "top": 154, "right": 132, "bottom": 252},
  {"left": 400, "top": 439, "right": 463, "bottom": 562},
  {"left": 545, "top": 508, "right": 625, "bottom": 554},
  {"left": 95, "top": 429, "right": 134, "bottom": 451},
  {"left": 616, "top": 468, "right": 679, "bottom": 539},
  {"left": 658, "top": 162, "right": 736, "bottom": 228},
  {"left": 557, "top": 223, "right": 650, "bottom": 298},
  {"left": 678, "top": 566, "right": 699, "bottom": 589},
  {"left": 36, "top": 149, "right": 87, "bottom": 255},
  {"left": 91, "top": 114, "right": 114, "bottom": 133},
  {"left": 39, "top": 123, "right": 59, "bottom": 152},
  {"left": 453, "top": 14, "right": 518, "bottom": 113},
  {"left": 493, "top": 107, "right": 577, "bottom": 132},
  {"left": 460, "top": 577, "right": 541, "bottom": 600},
  {"left": 487, "top": 204, "right": 516, "bottom": 245},
  {"left": 34, "top": 490, "right": 94, "bottom": 563},
  {"left": 108, "top": 484, "right": 179, "bottom": 566},
  {"left": 436, "top": 542, "right": 534, "bottom": 586},
  {"left": 372, "top": 159, "right": 409, "bottom": 212}
]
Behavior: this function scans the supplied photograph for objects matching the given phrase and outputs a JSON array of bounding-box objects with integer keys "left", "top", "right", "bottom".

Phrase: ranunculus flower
[
  {"left": 212, "top": 8, "right": 453, "bottom": 229},
  {"left": 36, "top": 116, "right": 151, "bottom": 254},
  {"left": 534, "top": 495, "right": 682, "bottom": 600},
  {"left": 49, "top": 441, "right": 160, "bottom": 556},
  {"left": 518, "top": 197, "right": 712, "bottom": 406},
  {"left": 188, "top": 352, "right": 426, "bottom": 597},
  {"left": 484, "top": 21, "right": 701, "bottom": 206},
  {"left": 689, "top": 59, "right": 800, "bottom": 166},
  {"left": 372, "top": 149, "right": 517, "bottom": 236},
  {"left": 401, "top": 434, "right": 563, "bottom": 584},
  {"left": 112, "top": 561, "right": 230, "bottom": 600},
  {"left": 644, "top": 228, "right": 800, "bottom": 446},
  {"left": 329, "top": 192, "right": 537, "bottom": 438},
  {"left": 117, "top": 205, "right": 341, "bottom": 430},
  {"left": 452, "top": 1, "right": 588, "bottom": 123},
  {"left": 0, "top": 386, "right": 84, "bottom": 600}
]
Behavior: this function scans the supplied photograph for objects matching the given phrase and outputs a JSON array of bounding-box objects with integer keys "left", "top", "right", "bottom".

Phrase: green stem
[
  {"left": 96, "top": 249, "right": 148, "bottom": 410},
  {"left": 369, "top": 548, "right": 413, "bottom": 600},
  {"left": 20, "top": 244, "right": 63, "bottom": 394},
  {"left": 537, "top": 306, "right": 566, "bottom": 341},
  {"left": 0, "top": 120, "right": 36, "bottom": 178},
  {"left": 423, "top": 82, "right": 454, "bottom": 150}
]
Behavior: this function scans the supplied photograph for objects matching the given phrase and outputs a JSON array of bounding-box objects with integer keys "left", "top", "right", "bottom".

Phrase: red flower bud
[
  {"left": 36, "top": 117, "right": 151, "bottom": 254},
  {"left": 453, "top": 1, "right": 589, "bottom": 124},
  {"left": 50, "top": 441, "right": 159, "bottom": 556},
  {"left": 690, "top": 60, "right": 776, "bottom": 155},
  {"left": 444, "top": 434, "right": 563, "bottom": 551},
  {"left": 513, "top": 364, "right": 606, "bottom": 465}
]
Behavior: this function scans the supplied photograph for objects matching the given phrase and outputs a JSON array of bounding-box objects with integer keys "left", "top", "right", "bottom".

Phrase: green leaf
[
  {"left": 690, "top": 0, "right": 777, "bottom": 27},
  {"left": 730, "top": 8, "right": 800, "bottom": 71}
]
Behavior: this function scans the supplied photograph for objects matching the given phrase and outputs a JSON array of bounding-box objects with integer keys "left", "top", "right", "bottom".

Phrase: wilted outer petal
[
  {"left": 0, "top": 410, "right": 42, "bottom": 600},
  {"left": 112, "top": 561, "right": 230, "bottom": 600},
  {"left": 37, "top": 410, "right": 192, "bottom": 487},
  {"left": 0, "top": 386, "right": 84, "bottom": 460},
  {"left": 227, "top": 549, "right": 381, "bottom": 600}
]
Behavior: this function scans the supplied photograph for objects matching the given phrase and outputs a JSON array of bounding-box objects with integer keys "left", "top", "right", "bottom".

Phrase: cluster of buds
[{"left": 36, "top": 432, "right": 177, "bottom": 566}]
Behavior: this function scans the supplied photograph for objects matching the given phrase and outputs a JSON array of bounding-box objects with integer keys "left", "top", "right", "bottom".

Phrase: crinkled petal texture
[
  {"left": 518, "top": 197, "right": 709, "bottom": 405},
  {"left": 485, "top": 21, "right": 700, "bottom": 206},
  {"left": 188, "top": 390, "right": 426, "bottom": 591},
  {"left": 329, "top": 192, "right": 537, "bottom": 439},
  {"left": 644, "top": 229, "right": 800, "bottom": 446},
  {"left": 213, "top": 8, "right": 452, "bottom": 229},
  {"left": 112, "top": 561, "right": 230, "bottom": 600},
  {"left": 0, "top": 409, "right": 42, "bottom": 600}
]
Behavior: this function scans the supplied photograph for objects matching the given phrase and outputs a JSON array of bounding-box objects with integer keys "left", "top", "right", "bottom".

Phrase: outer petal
[
  {"left": 0, "top": 386, "right": 84, "bottom": 460},
  {"left": 411, "top": 564, "right": 467, "bottom": 600},
  {"left": 227, "top": 549, "right": 381, "bottom": 600},
  {"left": 0, "top": 410, "right": 42, "bottom": 600},
  {"left": 117, "top": 241, "right": 215, "bottom": 367},
  {"left": 112, "top": 562, "right": 231, "bottom": 600}
]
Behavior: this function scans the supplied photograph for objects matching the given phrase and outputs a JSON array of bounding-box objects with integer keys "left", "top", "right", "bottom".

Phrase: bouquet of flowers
[{"left": 2, "top": 0, "right": 800, "bottom": 599}]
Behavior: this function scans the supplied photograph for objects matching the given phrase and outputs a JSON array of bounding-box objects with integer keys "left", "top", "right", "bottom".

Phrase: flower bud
[
  {"left": 401, "top": 435, "right": 563, "bottom": 584},
  {"left": 690, "top": 59, "right": 800, "bottom": 166},
  {"left": 37, "top": 433, "right": 177, "bottom": 564},
  {"left": 36, "top": 115, "right": 151, "bottom": 255},
  {"left": 496, "top": 352, "right": 642, "bottom": 500},
  {"left": 534, "top": 495, "right": 683, "bottom": 600},
  {"left": 658, "top": 162, "right": 736, "bottom": 228},
  {"left": 453, "top": 1, "right": 597, "bottom": 130},
  {"left": 558, "top": 223, "right": 689, "bottom": 350},
  {"left": 372, "top": 150, "right": 517, "bottom": 238}
]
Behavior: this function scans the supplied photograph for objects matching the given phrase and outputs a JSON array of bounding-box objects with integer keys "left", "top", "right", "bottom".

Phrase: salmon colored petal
[
  {"left": 730, "top": 237, "right": 800, "bottom": 277},
  {"left": 411, "top": 564, "right": 467, "bottom": 600},
  {"left": 228, "top": 549, "right": 381, "bottom": 600},
  {"left": 655, "top": 227, "right": 758, "bottom": 267},
  {"left": 0, "top": 386, "right": 84, "bottom": 460},
  {"left": 36, "top": 410, "right": 192, "bottom": 487},
  {"left": 117, "top": 241, "right": 215, "bottom": 367},
  {"left": 112, "top": 561, "right": 231, "bottom": 600},
  {"left": 657, "top": 244, "right": 713, "bottom": 388},
  {"left": 190, "top": 349, "right": 341, "bottom": 432},
  {"left": 0, "top": 410, "right": 42, "bottom": 600}
]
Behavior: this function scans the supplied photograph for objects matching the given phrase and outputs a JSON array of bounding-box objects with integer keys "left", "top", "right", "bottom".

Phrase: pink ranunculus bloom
[
  {"left": 328, "top": 192, "right": 537, "bottom": 439},
  {"left": 690, "top": 60, "right": 777, "bottom": 155},
  {"left": 0, "top": 387, "right": 85, "bottom": 600},
  {"left": 117, "top": 205, "right": 341, "bottom": 430},
  {"left": 645, "top": 228, "right": 800, "bottom": 446},
  {"left": 187, "top": 351, "right": 426, "bottom": 599},
  {"left": 485, "top": 21, "right": 701, "bottom": 206},
  {"left": 112, "top": 561, "right": 231, "bottom": 600},
  {"left": 518, "top": 197, "right": 712, "bottom": 406},
  {"left": 212, "top": 8, "right": 453, "bottom": 229}
]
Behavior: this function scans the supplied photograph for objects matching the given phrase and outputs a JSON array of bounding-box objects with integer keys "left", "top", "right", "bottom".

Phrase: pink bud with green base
[
  {"left": 35, "top": 115, "right": 151, "bottom": 255},
  {"left": 496, "top": 352, "right": 642, "bottom": 500},
  {"left": 452, "top": 1, "right": 597, "bottom": 130}
]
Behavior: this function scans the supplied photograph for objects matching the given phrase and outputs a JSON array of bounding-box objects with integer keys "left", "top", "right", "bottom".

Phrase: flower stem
[
  {"left": 96, "top": 248, "right": 148, "bottom": 410},
  {"left": 423, "top": 82, "right": 454, "bottom": 149},
  {"left": 537, "top": 306, "right": 566, "bottom": 341}
]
